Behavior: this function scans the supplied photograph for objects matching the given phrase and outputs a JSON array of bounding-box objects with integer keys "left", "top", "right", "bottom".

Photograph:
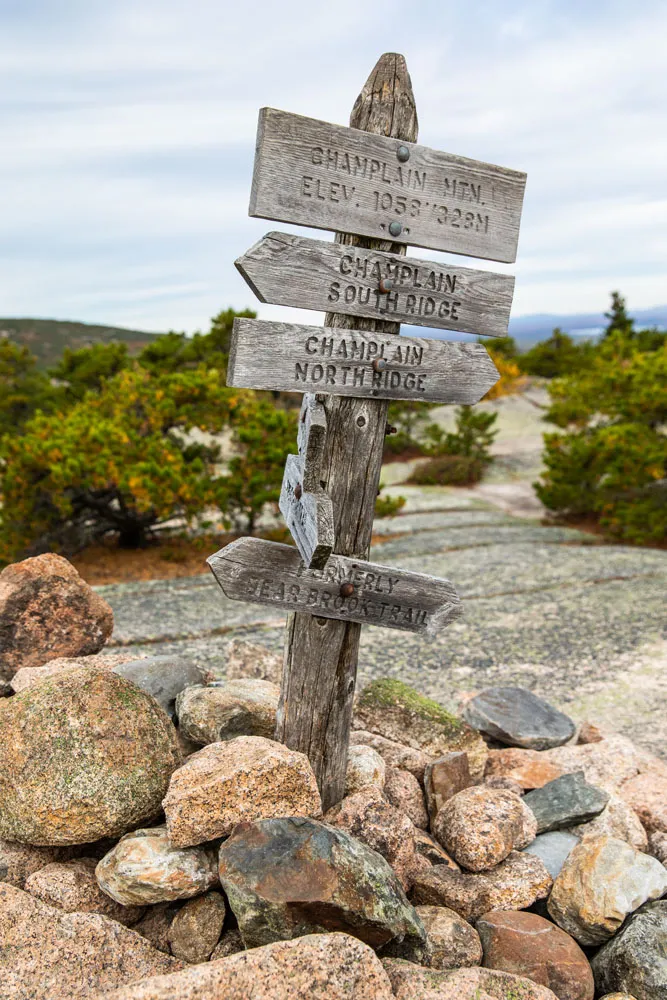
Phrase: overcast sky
[{"left": 1, "top": 0, "right": 665, "bottom": 334}]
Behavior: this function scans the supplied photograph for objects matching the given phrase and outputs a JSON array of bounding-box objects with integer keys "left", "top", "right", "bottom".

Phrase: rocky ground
[{"left": 1, "top": 551, "right": 666, "bottom": 1000}]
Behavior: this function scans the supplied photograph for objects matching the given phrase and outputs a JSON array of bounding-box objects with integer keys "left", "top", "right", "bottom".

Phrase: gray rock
[
  {"left": 548, "top": 836, "right": 667, "bottom": 946},
  {"left": 523, "top": 772, "right": 609, "bottom": 833},
  {"left": 591, "top": 900, "right": 667, "bottom": 1000},
  {"left": 523, "top": 831, "right": 581, "bottom": 879},
  {"left": 175, "top": 679, "right": 279, "bottom": 745},
  {"left": 218, "top": 816, "right": 428, "bottom": 961},
  {"left": 463, "top": 686, "right": 576, "bottom": 750},
  {"left": 113, "top": 655, "right": 204, "bottom": 718},
  {"left": 167, "top": 890, "right": 226, "bottom": 964}
]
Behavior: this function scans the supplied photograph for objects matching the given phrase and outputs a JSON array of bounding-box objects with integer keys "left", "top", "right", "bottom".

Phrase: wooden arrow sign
[
  {"left": 279, "top": 453, "right": 334, "bottom": 569},
  {"left": 236, "top": 232, "right": 514, "bottom": 338},
  {"left": 250, "top": 109, "right": 526, "bottom": 263},
  {"left": 228, "top": 319, "right": 500, "bottom": 404},
  {"left": 207, "top": 537, "right": 462, "bottom": 636},
  {"left": 297, "top": 393, "right": 327, "bottom": 491}
]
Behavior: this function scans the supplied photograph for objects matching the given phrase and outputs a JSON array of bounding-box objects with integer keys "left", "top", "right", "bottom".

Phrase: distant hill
[
  {"left": 0, "top": 318, "right": 163, "bottom": 369},
  {"left": 508, "top": 305, "right": 667, "bottom": 347}
]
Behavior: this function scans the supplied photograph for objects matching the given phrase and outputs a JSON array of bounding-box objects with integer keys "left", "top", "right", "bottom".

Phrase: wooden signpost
[
  {"left": 236, "top": 231, "right": 515, "bottom": 338},
  {"left": 208, "top": 538, "right": 462, "bottom": 636},
  {"left": 228, "top": 318, "right": 500, "bottom": 403},
  {"left": 208, "top": 52, "right": 526, "bottom": 809},
  {"left": 250, "top": 108, "right": 526, "bottom": 262}
]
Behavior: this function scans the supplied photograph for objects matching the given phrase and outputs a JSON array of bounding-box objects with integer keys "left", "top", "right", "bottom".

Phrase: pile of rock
[{"left": 1, "top": 553, "right": 666, "bottom": 1000}]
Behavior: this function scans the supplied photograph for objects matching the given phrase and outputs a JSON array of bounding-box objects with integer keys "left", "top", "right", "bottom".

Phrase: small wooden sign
[
  {"left": 279, "top": 453, "right": 334, "bottom": 569},
  {"left": 297, "top": 393, "right": 327, "bottom": 492},
  {"left": 228, "top": 319, "right": 500, "bottom": 404},
  {"left": 208, "top": 537, "right": 462, "bottom": 636},
  {"left": 236, "top": 231, "right": 514, "bottom": 338},
  {"left": 250, "top": 109, "right": 526, "bottom": 263}
]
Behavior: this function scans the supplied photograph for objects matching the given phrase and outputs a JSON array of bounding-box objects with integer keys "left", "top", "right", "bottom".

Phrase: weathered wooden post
[
  {"left": 276, "top": 55, "right": 419, "bottom": 808},
  {"left": 209, "top": 52, "right": 526, "bottom": 810}
]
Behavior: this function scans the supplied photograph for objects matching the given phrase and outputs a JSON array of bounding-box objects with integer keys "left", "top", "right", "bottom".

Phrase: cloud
[{"left": 1, "top": 0, "right": 665, "bottom": 331}]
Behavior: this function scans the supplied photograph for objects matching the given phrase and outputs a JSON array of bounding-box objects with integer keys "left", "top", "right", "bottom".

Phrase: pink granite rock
[
  {"left": 91, "top": 932, "right": 395, "bottom": 999},
  {"left": 411, "top": 851, "right": 552, "bottom": 922},
  {"left": 383, "top": 959, "right": 559, "bottom": 1000},
  {"left": 619, "top": 768, "right": 667, "bottom": 835},
  {"left": 163, "top": 736, "right": 322, "bottom": 847},
  {"left": 384, "top": 766, "right": 429, "bottom": 829},
  {"left": 415, "top": 904, "right": 482, "bottom": 969},
  {"left": 0, "top": 838, "right": 66, "bottom": 888},
  {"left": 0, "top": 883, "right": 180, "bottom": 1000},
  {"left": 434, "top": 786, "right": 537, "bottom": 871},
  {"left": 25, "top": 857, "right": 144, "bottom": 925},
  {"left": 0, "top": 553, "right": 113, "bottom": 684},
  {"left": 345, "top": 744, "right": 387, "bottom": 795},
  {"left": 350, "top": 730, "right": 430, "bottom": 780},
  {"left": 11, "top": 651, "right": 138, "bottom": 692}
]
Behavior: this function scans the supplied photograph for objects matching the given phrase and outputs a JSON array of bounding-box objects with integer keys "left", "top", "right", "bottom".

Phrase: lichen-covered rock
[
  {"left": 175, "top": 679, "right": 279, "bottom": 744},
  {"left": 163, "top": 736, "right": 322, "bottom": 848},
  {"left": 462, "top": 687, "right": 575, "bottom": 750},
  {"left": 325, "top": 787, "right": 419, "bottom": 890},
  {"left": 590, "top": 900, "right": 667, "bottom": 1000},
  {"left": 424, "top": 751, "right": 473, "bottom": 824},
  {"left": 354, "top": 680, "right": 488, "bottom": 780},
  {"left": 571, "top": 794, "right": 648, "bottom": 852},
  {"left": 0, "top": 553, "right": 114, "bottom": 684},
  {"left": 476, "top": 910, "right": 594, "bottom": 1000},
  {"left": 0, "top": 666, "right": 182, "bottom": 845},
  {"left": 345, "top": 744, "right": 386, "bottom": 795},
  {"left": 93, "top": 933, "right": 395, "bottom": 1000},
  {"left": 523, "top": 772, "right": 609, "bottom": 834},
  {"left": 415, "top": 904, "right": 482, "bottom": 969},
  {"left": 522, "top": 831, "right": 580, "bottom": 879},
  {"left": 384, "top": 767, "right": 429, "bottom": 829},
  {"left": 382, "top": 959, "right": 559, "bottom": 1000},
  {"left": 548, "top": 836, "right": 667, "bottom": 946},
  {"left": 0, "top": 837, "right": 66, "bottom": 887},
  {"left": 619, "top": 768, "right": 667, "bottom": 835},
  {"left": 25, "top": 857, "right": 144, "bottom": 925},
  {"left": 411, "top": 851, "right": 552, "bottom": 922},
  {"left": 434, "top": 786, "right": 536, "bottom": 872},
  {"left": 0, "top": 883, "right": 180, "bottom": 1000},
  {"left": 218, "top": 816, "right": 427, "bottom": 958},
  {"left": 11, "top": 651, "right": 139, "bottom": 693},
  {"left": 167, "top": 891, "right": 227, "bottom": 964},
  {"left": 95, "top": 826, "right": 219, "bottom": 905},
  {"left": 350, "top": 729, "right": 430, "bottom": 780},
  {"left": 114, "top": 655, "right": 204, "bottom": 718}
]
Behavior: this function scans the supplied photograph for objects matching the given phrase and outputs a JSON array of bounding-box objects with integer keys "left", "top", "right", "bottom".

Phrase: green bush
[
  {"left": 374, "top": 493, "right": 406, "bottom": 517},
  {"left": 518, "top": 328, "right": 595, "bottom": 378},
  {"left": 0, "top": 366, "right": 248, "bottom": 562},
  {"left": 409, "top": 455, "right": 485, "bottom": 486},
  {"left": 0, "top": 339, "right": 55, "bottom": 439},
  {"left": 422, "top": 406, "right": 498, "bottom": 462},
  {"left": 536, "top": 329, "right": 667, "bottom": 544}
]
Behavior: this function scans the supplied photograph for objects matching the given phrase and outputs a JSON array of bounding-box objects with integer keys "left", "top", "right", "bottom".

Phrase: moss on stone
[{"left": 357, "top": 679, "right": 465, "bottom": 734}]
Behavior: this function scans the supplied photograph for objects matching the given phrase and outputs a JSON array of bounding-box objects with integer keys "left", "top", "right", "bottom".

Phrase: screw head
[
  {"left": 396, "top": 145, "right": 410, "bottom": 163},
  {"left": 378, "top": 278, "right": 394, "bottom": 294},
  {"left": 372, "top": 357, "right": 387, "bottom": 373},
  {"left": 388, "top": 221, "right": 402, "bottom": 238},
  {"left": 339, "top": 582, "right": 355, "bottom": 598},
  {"left": 294, "top": 483, "right": 302, "bottom": 500}
]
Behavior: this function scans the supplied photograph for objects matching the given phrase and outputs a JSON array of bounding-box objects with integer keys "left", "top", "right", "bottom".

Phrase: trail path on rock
[{"left": 99, "top": 492, "right": 667, "bottom": 759}]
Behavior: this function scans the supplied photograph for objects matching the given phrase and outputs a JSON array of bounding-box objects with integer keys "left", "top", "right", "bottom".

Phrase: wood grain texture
[
  {"left": 249, "top": 108, "right": 526, "bottom": 263},
  {"left": 228, "top": 318, "right": 500, "bottom": 404},
  {"left": 208, "top": 537, "right": 462, "bottom": 634},
  {"left": 279, "top": 453, "right": 334, "bottom": 569},
  {"left": 277, "top": 53, "right": 420, "bottom": 810},
  {"left": 297, "top": 393, "right": 328, "bottom": 491},
  {"left": 236, "top": 231, "right": 515, "bottom": 337}
]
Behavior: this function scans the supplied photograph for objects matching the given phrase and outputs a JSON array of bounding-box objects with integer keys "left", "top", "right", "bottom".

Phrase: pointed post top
[{"left": 350, "top": 52, "right": 418, "bottom": 142}]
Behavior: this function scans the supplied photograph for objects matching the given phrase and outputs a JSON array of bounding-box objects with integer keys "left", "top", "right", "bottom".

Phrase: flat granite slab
[{"left": 99, "top": 509, "right": 667, "bottom": 758}]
